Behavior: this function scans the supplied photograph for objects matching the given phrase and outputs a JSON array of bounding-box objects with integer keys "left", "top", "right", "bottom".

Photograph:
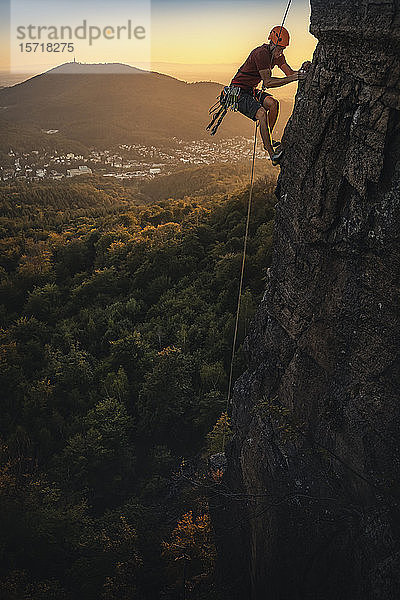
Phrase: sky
[{"left": 0, "top": 0, "right": 316, "bottom": 83}]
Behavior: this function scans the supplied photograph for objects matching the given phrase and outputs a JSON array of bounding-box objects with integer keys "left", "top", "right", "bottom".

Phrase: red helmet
[{"left": 268, "top": 26, "right": 290, "bottom": 47}]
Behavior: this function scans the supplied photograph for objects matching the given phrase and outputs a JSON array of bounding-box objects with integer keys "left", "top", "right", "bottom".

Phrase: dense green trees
[{"left": 0, "top": 170, "right": 277, "bottom": 598}]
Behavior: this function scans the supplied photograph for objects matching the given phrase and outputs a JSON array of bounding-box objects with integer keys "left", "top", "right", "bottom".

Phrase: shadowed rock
[{"left": 211, "top": 1, "right": 400, "bottom": 598}]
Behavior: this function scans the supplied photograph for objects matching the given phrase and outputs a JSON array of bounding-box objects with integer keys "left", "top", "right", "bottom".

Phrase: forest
[{"left": 0, "top": 167, "right": 277, "bottom": 599}]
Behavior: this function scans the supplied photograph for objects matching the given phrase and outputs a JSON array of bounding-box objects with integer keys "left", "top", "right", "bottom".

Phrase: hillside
[
  {"left": 0, "top": 62, "right": 293, "bottom": 153},
  {"left": 0, "top": 172, "right": 278, "bottom": 599}
]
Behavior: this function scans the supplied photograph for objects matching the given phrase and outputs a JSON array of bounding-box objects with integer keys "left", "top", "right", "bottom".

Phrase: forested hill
[
  {"left": 0, "top": 171, "right": 277, "bottom": 599},
  {"left": 0, "top": 62, "right": 293, "bottom": 153}
]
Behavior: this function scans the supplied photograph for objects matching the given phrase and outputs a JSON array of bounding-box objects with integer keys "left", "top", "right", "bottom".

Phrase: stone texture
[{"left": 211, "top": 1, "right": 400, "bottom": 599}]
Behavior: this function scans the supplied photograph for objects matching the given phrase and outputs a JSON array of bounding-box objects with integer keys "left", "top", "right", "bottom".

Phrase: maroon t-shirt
[{"left": 231, "top": 44, "right": 287, "bottom": 90}]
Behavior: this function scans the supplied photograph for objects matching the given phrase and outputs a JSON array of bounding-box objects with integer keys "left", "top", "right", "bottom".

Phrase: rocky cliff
[{"left": 212, "top": 2, "right": 400, "bottom": 599}]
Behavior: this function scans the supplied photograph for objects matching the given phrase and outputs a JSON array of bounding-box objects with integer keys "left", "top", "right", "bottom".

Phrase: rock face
[{"left": 212, "top": 2, "right": 400, "bottom": 599}]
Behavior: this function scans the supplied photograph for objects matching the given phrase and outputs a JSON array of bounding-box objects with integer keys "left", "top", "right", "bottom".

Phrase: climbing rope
[
  {"left": 279, "top": 0, "right": 293, "bottom": 39},
  {"left": 222, "top": 122, "right": 259, "bottom": 451},
  {"left": 220, "top": 0, "right": 294, "bottom": 452},
  {"left": 269, "top": 0, "right": 293, "bottom": 67}
]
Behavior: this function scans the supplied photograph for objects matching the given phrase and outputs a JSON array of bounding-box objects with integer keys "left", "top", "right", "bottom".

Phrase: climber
[
  {"left": 229, "top": 26, "right": 309, "bottom": 165},
  {"left": 206, "top": 26, "right": 311, "bottom": 163}
]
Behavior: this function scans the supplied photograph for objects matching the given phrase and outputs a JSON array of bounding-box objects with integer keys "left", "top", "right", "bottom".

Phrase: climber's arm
[
  {"left": 280, "top": 61, "right": 311, "bottom": 81},
  {"left": 259, "top": 68, "right": 298, "bottom": 89},
  {"left": 280, "top": 62, "right": 297, "bottom": 77}
]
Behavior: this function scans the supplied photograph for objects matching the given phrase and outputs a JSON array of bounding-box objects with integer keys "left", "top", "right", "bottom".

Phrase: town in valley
[{"left": 0, "top": 137, "right": 267, "bottom": 183}]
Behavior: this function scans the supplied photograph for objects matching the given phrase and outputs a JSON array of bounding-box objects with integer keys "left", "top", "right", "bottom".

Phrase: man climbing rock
[
  {"left": 207, "top": 26, "right": 310, "bottom": 165},
  {"left": 233, "top": 26, "right": 311, "bottom": 164}
]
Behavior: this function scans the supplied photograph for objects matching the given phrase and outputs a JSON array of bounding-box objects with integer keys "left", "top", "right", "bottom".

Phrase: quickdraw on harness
[{"left": 206, "top": 85, "right": 241, "bottom": 136}]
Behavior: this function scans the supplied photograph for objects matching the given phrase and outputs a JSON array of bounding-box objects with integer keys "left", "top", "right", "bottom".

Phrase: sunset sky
[{"left": 0, "top": 0, "right": 316, "bottom": 84}]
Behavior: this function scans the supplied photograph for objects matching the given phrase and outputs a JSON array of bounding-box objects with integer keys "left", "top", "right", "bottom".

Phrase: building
[{"left": 67, "top": 166, "right": 93, "bottom": 177}]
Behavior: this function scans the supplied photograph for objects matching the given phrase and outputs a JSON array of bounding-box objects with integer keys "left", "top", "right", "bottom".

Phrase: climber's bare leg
[
  {"left": 263, "top": 95, "right": 280, "bottom": 135},
  {"left": 255, "top": 106, "right": 274, "bottom": 158}
]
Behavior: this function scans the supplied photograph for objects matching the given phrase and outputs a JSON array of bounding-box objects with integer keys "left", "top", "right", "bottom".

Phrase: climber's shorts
[{"left": 237, "top": 89, "right": 273, "bottom": 121}]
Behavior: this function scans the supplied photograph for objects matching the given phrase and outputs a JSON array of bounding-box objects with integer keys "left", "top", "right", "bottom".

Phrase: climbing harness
[
  {"left": 206, "top": 86, "right": 241, "bottom": 136},
  {"left": 206, "top": 87, "right": 265, "bottom": 136}
]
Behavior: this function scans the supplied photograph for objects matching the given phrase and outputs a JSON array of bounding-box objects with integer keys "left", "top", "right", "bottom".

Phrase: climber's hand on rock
[{"left": 296, "top": 61, "right": 312, "bottom": 82}]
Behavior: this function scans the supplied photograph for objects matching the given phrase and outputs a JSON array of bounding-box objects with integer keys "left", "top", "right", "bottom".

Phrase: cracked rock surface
[{"left": 211, "top": 2, "right": 400, "bottom": 599}]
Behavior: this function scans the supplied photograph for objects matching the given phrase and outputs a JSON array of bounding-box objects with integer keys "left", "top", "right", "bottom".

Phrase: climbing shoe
[
  {"left": 271, "top": 148, "right": 284, "bottom": 166},
  {"left": 272, "top": 139, "right": 281, "bottom": 148}
]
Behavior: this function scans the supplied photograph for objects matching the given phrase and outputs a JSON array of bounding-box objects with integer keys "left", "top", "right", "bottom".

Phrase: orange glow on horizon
[{"left": 1, "top": 2, "right": 317, "bottom": 83}]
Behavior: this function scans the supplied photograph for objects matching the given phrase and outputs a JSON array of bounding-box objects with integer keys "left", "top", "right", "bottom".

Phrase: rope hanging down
[
  {"left": 222, "top": 122, "right": 259, "bottom": 450},
  {"left": 220, "top": 0, "right": 294, "bottom": 452}
]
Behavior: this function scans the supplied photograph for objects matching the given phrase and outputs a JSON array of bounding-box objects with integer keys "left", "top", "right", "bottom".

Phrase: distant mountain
[
  {"left": 0, "top": 62, "right": 293, "bottom": 152},
  {"left": 0, "top": 72, "right": 32, "bottom": 89},
  {"left": 46, "top": 62, "right": 148, "bottom": 75}
]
